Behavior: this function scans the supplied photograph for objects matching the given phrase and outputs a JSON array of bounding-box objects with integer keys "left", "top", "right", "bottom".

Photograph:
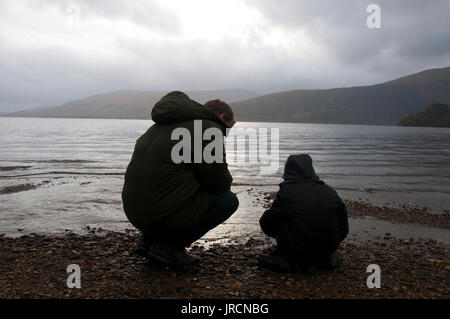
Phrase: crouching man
[
  {"left": 122, "top": 91, "right": 238, "bottom": 268},
  {"left": 259, "top": 154, "right": 349, "bottom": 272}
]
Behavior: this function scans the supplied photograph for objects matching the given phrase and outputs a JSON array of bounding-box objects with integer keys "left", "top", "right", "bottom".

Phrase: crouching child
[{"left": 259, "top": 154, "right": 349, "bottom": 272}]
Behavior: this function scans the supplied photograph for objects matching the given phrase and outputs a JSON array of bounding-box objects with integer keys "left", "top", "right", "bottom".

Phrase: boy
[{"left": 259, "top": 154, "right": 349, "bottom": 272}]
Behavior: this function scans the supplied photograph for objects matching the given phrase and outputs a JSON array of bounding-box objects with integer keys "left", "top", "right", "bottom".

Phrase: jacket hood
[
  {"left": 282, "top": 154, "right": 321, "bottom": 183},
  {"left": 151, "top": 91, "right": 227, "bottom": 131}
]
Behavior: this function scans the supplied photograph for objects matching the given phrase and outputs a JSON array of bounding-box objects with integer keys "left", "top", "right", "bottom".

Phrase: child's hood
[{"left": 282, "top": 154, "right": 320, "bottom": 183}]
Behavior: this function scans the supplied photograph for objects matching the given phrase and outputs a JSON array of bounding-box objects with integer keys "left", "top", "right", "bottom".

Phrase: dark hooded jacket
[
  {"left": 259, "top": 154, "right": 349, "bottom": 259},
  {"left": 122, "top": 91, "right": 232, "bottom": 233}
]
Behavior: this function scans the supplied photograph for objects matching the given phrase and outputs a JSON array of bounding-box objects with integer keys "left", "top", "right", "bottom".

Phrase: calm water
[{"left": 0, "top": 117, "right": 449, "bottom": 236}]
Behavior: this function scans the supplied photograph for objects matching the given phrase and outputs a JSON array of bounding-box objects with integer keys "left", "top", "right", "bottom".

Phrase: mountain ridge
[
  {"left": 5, "top": 89, "right": 260, "bottom": 120},
  {"left": 230, "top": 67, "right": 450, "bottom": 125},
  {"left": 3, "top": 67, "right": 450, "bottom": 125}
]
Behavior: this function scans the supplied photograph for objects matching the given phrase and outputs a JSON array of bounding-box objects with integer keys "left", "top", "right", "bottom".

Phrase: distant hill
[
  {"left": 3, "top": 89, "right": 260, "bottom": 119},
  {"left": 231, "top": 67, "right": 450, "bottom": 125},
  {"left": 398, "top": 103, "right": 450, "bottom": 127},
  {"left": 2, "top": 67, "right": 450, "bottom": 125}
]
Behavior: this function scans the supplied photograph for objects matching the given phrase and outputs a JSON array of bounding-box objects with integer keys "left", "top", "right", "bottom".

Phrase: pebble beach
[{"left": 1, "top": 192, "right": 448, "bottom": 299}]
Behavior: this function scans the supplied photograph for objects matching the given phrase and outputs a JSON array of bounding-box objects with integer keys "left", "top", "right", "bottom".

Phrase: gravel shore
[{"left": 1, "top": 198, "right": 449, "bottom": 299}]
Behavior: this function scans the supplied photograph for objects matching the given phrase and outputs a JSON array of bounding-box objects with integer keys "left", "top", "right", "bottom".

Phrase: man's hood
[
  {"left": 151, "top": 91, "right": 227, "bottom": 132},
  {"left": 282, "top": 154, "right": 321, "bottom": 183}
]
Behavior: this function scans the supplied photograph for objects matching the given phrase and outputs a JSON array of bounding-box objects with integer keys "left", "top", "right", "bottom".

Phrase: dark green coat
[{"left": 122, "top": 91, "right": 233, "bottom": 232}]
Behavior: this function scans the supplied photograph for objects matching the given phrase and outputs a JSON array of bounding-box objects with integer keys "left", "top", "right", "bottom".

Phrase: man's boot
[
  {"left": 135, "top": 233, "right": 152, "bottom": 257},
  {"left": 316, "top": 252, "right": 343, "bottom": 270},
  {"left": 147, "top": 242, "right": 200, "bottom": 268},
  {"left": 257, "top": 253, "right": 296, "bottom": 272}
]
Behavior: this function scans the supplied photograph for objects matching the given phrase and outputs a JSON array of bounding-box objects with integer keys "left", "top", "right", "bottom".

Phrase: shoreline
[
  {"left": 1, "top": 191, "right": 449, "bottom": 239},
  {"left": 344, "top": 200, "right": 450, "bottom": 229},
  {"left": 1, "top": 196, "right": 449, "bottom": 299},
  {"left": 259, "top": 191, "right": 450, "bottom": 230}
]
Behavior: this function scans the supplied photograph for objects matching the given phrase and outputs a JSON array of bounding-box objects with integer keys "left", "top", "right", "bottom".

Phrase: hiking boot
[
  {"left": 327, "top": 252, "right": 343, "bottom": 269},
  {"left": 257, "top": 254, "right": 296, "bottom": 272},
  {"left": 134, "top": 234, "right": 152, "bottom": 257},
  {"left": 316, "top": 252, "right": 343, "bottom": 270},
  {"left": 147, "top": 242, "right": 200, "bottom": 268}
]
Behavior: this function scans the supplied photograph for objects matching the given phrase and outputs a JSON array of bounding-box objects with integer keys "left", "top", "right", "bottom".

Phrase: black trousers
[
  {"left": 144, "top": 191, "right": 239, "bottom": 247},
  {"left": 276, "top": 222, "right": 338, "bottom": 267}
]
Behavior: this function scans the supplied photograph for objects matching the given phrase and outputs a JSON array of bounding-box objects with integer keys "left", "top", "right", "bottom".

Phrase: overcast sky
[{"left": 1, "top": 0, "right": 449, "bottom": 112}]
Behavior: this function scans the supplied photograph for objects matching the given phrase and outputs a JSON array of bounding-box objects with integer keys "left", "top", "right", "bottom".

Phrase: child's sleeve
[
  {"left": 336, "top": 198, "right": 349, "bottom": 241},
  {"left": 259, "top": 187, "right": 291, "bottom": 237}
]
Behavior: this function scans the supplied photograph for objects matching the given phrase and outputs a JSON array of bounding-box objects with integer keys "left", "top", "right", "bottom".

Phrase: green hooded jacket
[{"left": 122, "top": 91, "right": 233, "bottom": 232}]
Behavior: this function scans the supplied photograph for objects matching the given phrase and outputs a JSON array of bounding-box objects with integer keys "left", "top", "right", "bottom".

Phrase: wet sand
[
  {"left": 0, "top": 193, "right": 449, "bottom": 299},
  {"left": 261, "top": 191, "right": 450, "bottom": 229}
]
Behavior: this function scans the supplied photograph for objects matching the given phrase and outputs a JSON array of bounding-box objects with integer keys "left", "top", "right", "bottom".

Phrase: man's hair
[{"left": 203, "top": 99, "right": 234, "bottom": 122}]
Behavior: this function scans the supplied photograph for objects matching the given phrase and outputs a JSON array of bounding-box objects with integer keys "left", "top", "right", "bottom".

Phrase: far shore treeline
[{"left": 398, "top": 103, "right": 450, "bottom": 127}]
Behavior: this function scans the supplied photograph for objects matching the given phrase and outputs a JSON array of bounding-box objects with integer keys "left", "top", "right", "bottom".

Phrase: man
[
  {"left": 258, "top": 154, "right": 349, "bottom": 272},
  {"left": 122, "top": 91, "right": 238, "bottom": 268}
]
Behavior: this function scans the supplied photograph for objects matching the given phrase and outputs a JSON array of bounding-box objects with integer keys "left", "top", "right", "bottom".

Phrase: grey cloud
[
  {"left": 0, "top": 1, "right": 449, "bottom": 112},
  {"left": 245, "top": 0, "right": 450, "bottom": 77},
  {"left": 44, "top": 0, "right": 182, "bottom": 34}
]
